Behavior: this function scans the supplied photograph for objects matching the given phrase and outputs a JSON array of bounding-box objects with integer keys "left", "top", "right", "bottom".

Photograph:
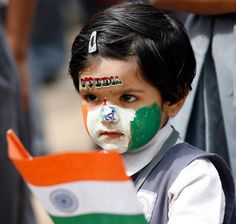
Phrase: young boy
[{"left": 68, "top": 2, "right": 234, "bottom": 224}]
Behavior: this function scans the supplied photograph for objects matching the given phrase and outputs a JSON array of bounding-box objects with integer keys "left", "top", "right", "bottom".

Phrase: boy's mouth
[{"left": 98, "top": 131, "right": 124, "bottom": 139}]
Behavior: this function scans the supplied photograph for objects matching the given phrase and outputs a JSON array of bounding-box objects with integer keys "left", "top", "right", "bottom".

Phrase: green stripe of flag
[{"left": 50, "top": 213, "right": 147, "bottom": 224}]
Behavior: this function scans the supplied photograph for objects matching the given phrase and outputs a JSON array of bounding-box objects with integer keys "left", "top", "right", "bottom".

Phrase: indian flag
[{"left": 7, "top": 130, "right": 147, "bottom": 224}]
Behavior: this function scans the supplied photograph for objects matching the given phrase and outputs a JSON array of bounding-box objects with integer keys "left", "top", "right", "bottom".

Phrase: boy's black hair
[{"left": 69, "top": 2, "right": 196, "bottom": 104}]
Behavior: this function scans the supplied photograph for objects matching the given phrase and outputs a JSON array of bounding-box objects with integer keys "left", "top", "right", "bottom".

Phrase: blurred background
[{"left": 29, "top": 0, "right": 122, "bottom": 222}]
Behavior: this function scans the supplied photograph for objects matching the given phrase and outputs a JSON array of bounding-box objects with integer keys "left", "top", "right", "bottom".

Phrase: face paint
[
  {"left": 85, "top": 103, "right": 161, "bottom": 153},
  {"left": 80, "top": 76, "right": 123, "bottom": 89},
  {"left": 82, "top": 103, "right": 89, "bottom": 134},
  {"left": 86, "top": 104, "right": 136, "bottom": 153},
  {"left": 100, "top": 105, "right": 118, "bottom": 123},
  {"left": 128, "top": 103, "right": 161, "bottom": 151}
]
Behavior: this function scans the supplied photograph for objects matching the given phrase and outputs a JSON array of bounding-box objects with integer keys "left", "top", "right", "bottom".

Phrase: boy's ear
[{"left": 163, "top": 97, "right": 187, "bottom": 117}]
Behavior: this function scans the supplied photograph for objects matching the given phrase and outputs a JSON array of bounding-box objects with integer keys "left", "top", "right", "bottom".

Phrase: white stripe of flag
[{"left": 29, "top": 180, "right": 142, "bottom": 217}]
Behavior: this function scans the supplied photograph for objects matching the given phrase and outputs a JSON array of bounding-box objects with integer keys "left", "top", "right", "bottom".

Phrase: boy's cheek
[
  {"left": 83, "top": 102, "right": 162, "bottom": 152},
  {"left": 127, "top": 102, "right": 162, "bottom": 151}
]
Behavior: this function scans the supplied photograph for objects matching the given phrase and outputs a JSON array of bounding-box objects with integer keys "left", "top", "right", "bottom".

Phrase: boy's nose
[{"left": 100, "top": 105, "right": 119, "bottom": 124}]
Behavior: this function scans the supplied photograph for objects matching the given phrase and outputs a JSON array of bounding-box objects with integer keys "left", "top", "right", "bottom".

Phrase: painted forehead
[{"left": 79, "top": 75, "right": 123, "bottom": 89}]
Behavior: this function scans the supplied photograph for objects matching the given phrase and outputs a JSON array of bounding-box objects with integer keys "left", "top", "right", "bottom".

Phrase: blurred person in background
[
  {"left": 79, "top": 0, "right": 120, "bottom": 22},
  {"left": 149, "top": 1, "right": 236, "bottom": 223},
  {"left": 0, "top": 0, "right": 37, "bottom": 223},
  {"left": 28, "top": 0, "right": 67, "bottom": 156}
]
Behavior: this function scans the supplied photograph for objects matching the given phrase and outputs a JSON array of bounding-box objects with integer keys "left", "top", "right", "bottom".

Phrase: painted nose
[{"left": 100, "top": 105, "right": 119, "bottom": 124}]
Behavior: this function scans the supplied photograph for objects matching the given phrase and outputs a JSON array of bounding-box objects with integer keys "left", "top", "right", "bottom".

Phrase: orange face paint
[{"left": 82, "top": 103, "right": 89, "bottom": 135}]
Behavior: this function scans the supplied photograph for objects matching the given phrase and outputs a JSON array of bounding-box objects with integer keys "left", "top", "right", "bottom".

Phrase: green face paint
[{"left": 127, "top": 103, "right": 161, "bottom": 151}]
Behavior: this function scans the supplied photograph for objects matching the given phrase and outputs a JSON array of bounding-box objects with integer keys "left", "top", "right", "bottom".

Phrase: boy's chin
[
  {"left": 100, "top": 143, "right": 128, "bottom": 154},
  {"left": 94, "top": 136, "right": 130, "bottom": 154}
]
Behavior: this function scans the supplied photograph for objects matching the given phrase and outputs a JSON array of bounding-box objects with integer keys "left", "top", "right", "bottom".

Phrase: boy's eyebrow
[{"left": 118, "top": 88, "right": 146, "bottom": 94}]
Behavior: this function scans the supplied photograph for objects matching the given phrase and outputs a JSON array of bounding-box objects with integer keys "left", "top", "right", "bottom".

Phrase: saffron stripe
[
  {"left": 12, "top": 151, "right": 128, "bottom": 186},
  {"left": 50, "top": 213, "right": 147, "bottom": 224},
  {"left": 7, "top": 129, "right": 128, "bottom": 186}
]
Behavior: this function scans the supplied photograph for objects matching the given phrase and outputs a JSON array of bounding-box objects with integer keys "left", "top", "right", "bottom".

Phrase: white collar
[{"left": 122, "top": 122, "right": 175, "bottom": 176}]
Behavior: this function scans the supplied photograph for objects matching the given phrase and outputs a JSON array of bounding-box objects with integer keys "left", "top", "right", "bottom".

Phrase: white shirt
[
  {"left": 123, "top": 122, "right": 173, "bottom": 176},
  {"left": 168, "top": 158, "right": 225, "bottom": 224},
  {"left": 123, "top": 123, "right": 225, "bottom": 224}
]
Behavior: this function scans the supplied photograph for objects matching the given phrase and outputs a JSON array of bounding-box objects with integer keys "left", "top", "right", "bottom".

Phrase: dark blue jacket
[{"left": 135, "top": 143, "right": 235, "bottom": 224}]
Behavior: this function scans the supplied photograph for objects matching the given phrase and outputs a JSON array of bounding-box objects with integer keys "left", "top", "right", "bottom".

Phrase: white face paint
[{"left": 87, "top": 104, "right": 136, "bottom": 153}]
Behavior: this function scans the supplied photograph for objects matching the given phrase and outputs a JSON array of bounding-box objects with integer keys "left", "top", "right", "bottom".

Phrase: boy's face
[{"left": 79, "top": 57, "right": 172, "bottom": 153}]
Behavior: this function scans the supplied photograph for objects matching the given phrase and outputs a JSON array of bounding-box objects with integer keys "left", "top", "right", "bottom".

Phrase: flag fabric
[{"left": 7, "top": 130, "right": 147, "bottom": 224}]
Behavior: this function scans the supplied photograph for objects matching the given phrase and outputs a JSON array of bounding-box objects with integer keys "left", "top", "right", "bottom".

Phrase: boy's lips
[{"left": 98, "top": 131, "right": 124, "bottom": 139}]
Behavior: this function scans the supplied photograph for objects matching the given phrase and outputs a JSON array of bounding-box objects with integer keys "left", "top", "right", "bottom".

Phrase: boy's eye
[
  {"left": 120, "top": 94, "right": 137, "bottom": 103},
  {"left": 83, "top": 94, "right": 99, "bottom": 103}
]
